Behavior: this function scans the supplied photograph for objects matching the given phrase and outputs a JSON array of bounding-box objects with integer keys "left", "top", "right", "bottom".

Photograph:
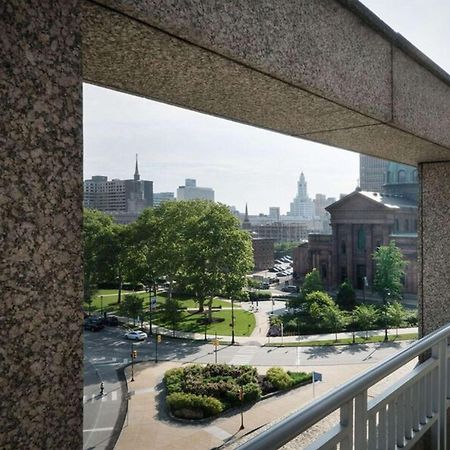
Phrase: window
[
  {"left": 395, "top": 219, "right": 400, "bottom": 232},
  {"left": 405, "top": 219, "right": 409, "bottom": 232},
  {"left": 341, "top": 241, "right": 346, "bottom": 254},
  {"left": 398, "top": 170, "right": 406, "bottom": 183},
  {"left": 321, "top": 263, "right": 327, "bottom": 280},
  {"left": 357, "top": 226, "right": 365, "bottom": 251}
]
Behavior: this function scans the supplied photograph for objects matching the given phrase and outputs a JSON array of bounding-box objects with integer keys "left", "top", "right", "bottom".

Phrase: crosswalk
[
  {"left": 90, "top": 357, "right": 129, "bottom": 366},
  {"left": 229, "top": 346, "right": 255, "bottom": 365},
  {"left": 83, "top": 391, "right": 119, "bottom": 404}
]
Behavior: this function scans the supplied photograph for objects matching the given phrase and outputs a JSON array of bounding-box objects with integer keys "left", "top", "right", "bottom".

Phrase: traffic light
[
  {"left": 131, "top": 350, "right": 137, "bottom": 359},
  {"left": 157, "top": 334, "right": 162, "bottom": 343}
]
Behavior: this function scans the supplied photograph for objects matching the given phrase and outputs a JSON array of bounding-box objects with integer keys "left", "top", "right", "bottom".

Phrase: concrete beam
[{"left": 83, "top": 0, "right": 450, "bottom": 164}]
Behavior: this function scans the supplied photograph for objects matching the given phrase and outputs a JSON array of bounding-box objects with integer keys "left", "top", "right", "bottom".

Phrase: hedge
[{"left": 166, "top": 392, "right": 223, "bottom": 419}]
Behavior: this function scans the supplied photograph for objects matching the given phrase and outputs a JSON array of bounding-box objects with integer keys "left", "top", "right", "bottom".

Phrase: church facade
[{"left": 293, "top": 162, "right": 418, "bottom": 296}]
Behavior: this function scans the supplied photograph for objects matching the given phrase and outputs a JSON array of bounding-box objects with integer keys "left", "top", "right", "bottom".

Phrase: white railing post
[
  {"left": 339, "top": 399, "right": 354, "bottom": 450},
  {"left": 432, "top": 340, "right": 448, "bottom": 449},
  {"left": 354, "top": 390, "right": 368, "bottom": 450}
]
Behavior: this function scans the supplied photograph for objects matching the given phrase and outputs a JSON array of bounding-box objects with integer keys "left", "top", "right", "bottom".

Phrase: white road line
[
  {"left": 91, "top": 393, "right": 96, "bottom": 402},
  {"left": 101, "top": 394, "right": 107, "bottom": 402},
  {"left": 204, "top": 425, "right": 232, "bottom": 440},
  {"left": 83, "top": 427, "right": 114, "bottom": 433},
  {"left": 296, "top": 346, "right": 301, "bottom": 366},
  {"left": 229, "top": 348, "right": 255, "bottom": 365},
  {"left": 111, "top": 391, "right": 118, "bottom": 401}
]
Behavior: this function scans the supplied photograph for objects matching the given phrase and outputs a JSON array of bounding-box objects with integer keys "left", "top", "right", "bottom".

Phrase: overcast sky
[{"left": 83, "top": 1, "right": 449, "bottom": 215}]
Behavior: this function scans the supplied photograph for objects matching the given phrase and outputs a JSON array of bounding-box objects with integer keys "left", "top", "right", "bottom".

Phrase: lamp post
[
  {"left": 130, "top": 343, "right": 135, "bottom": 382},
  {"left": 384, "top": 290, "right": 391, "bottom": 342},
  {"left": 146, "top": 286, "right": 153, "bottom": 335},
  {"left": 231, "top": 297, "right": 235, "bottom": 345}
]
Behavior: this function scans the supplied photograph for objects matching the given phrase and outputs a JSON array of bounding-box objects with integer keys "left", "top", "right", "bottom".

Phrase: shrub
[
  {"left": 242, "top": 382, "right": 262, "bottom": 402},
  {"left": 164, "top": 367, "right": 184, "bottom": 394},
  {"left": 167, "top": 392, "right": 223, "bottom": 418},
  {"left": 265, "top": 367, "right": 293, "bottom": 390},
  {"left": 287, "top": 371, "right": 312, "bottom": 386}
]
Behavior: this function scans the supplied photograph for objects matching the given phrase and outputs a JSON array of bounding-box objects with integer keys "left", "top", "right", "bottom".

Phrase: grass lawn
[
  {"left": 156, "top": 308, "right": 255, "bottom": 336},
  {"left": 84, "top": 291, "right": 240, "bottom": 314},
  {"left": 264, "top": 333, "right": 418, "bottom": 347}
]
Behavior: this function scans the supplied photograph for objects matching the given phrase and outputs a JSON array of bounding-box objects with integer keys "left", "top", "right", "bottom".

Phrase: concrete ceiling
[{"left": 82, "top": 0, "right": 450, "bottom": 165}]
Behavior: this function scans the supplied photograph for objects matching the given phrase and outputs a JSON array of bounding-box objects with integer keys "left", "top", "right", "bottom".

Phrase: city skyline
[{"left": 83, "top": 0, "right": 450, "bottom": 214}]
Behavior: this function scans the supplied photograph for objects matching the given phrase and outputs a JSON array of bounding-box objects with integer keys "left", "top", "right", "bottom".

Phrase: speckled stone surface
[
  {"left": 0, "top": 1, "right": 83, "bottom": 448},
  {"left": 84, "top": 0, "right": 450, "bottom": 163},
  {"left": 393, "top": 49, "right": 450, "bottom": 150},
  {"left": 419, "top": 162, "right": 450, "bottom": 337},
  {"left": 94, "top": 0, "right": 393, "bottom": 122},
  {"left": 303, "top": 123, "right": 450, "bottom": 166},
  {"left": 82, "top": 2, "right": 378, "bottom": 137}
]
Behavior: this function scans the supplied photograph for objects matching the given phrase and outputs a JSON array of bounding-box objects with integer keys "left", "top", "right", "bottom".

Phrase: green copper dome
[{"left": 385, "top": 162, "right": 418, "bottom": 185}]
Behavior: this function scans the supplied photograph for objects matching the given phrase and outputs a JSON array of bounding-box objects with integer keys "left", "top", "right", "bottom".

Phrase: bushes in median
[
  {"left": 164, "top": 364, "right": 310, "bottom": 419},
  {"left": 166, "top": 392, "right": 224, "bottom": 419}
]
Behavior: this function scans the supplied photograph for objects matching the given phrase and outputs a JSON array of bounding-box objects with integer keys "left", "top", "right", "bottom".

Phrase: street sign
[
  {"left": 151, "top": 296, "right": 157, "bottom": 310},
  {"left": 212, "top": 339, "right": 220, "bottom": 347},
  {"left": 313, "top": 371, "right": 322, "bottom": 382}
]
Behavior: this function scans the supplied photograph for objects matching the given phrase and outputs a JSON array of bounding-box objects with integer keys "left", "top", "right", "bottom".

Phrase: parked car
[
  {"left": 84, "top": 317, "right": 104, "bottom": 332},
  {"left": 105, "top": 315, "right": 119, "bottom": 326},
  {"left": 124, "top": 330, "right": 148, "bottom": 341}
]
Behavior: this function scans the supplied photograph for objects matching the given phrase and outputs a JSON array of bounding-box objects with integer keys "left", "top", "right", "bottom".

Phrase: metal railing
[{"left": 238, "top": 323, "right": 450, "bottom": 450}]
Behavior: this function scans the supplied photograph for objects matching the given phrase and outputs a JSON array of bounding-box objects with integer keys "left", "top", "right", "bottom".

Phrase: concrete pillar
[
  {"left": 0, "top": 1, "right": 83, "bottom": 448},
  {"left": 419, "top": 162, "right": 450, "bottom": 337}
]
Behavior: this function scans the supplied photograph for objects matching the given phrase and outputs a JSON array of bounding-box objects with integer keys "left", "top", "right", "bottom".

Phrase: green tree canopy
[
  {"left": 301, "top": 269, "right": 324, "bottom": 298},
  {"left": 320, "top": 304, "right": 347, "bottom": 341},
  {"left": 305, "top": 291, "right": 334, "bottom": 319},
  {"left": 119, "top": 293, "right": 144, "bottom": 326},
  {"left": 386, "top": 301, "right": 406, "bottom": 336},
  {"left": 336, "top": 280, "right": 356, "bottom": 311},
  {"left": 373, "top": 240, "right": 407, "bottom": 302},
  {"left": 353, "top": 304, "right": 379, "bottom": 338},
  {"left": 83, "top": 209, "right": 116, "bottom": 302}
]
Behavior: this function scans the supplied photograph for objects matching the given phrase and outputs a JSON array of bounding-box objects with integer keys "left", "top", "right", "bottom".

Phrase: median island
[{"left": 164, "top": 364, "right": 311, "bottom": 420}]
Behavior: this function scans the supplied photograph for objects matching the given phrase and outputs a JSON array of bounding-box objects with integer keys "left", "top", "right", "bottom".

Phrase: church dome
[{"left": 385, "top": 161, "right": 418, "bottom": 185}]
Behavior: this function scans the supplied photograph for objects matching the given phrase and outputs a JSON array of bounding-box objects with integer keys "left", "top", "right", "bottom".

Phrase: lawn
[
  {"left": 155, "top": 308, "right": 255, "bottom": 336},
  {"left": 84, "top": 291, "right": 240, "bottom": 315}
]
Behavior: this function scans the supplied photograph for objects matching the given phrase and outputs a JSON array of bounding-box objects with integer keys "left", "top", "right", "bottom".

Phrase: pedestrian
[{"left": 100, "top": 381, "right": 104, "bottom": 396}]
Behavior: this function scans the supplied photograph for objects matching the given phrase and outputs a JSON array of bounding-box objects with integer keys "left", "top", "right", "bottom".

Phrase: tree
[
  {"left": 321, "top": 304, "right": 347, "bottom": 342},
  {"left": 181, "top": 201, "right": 254, "bottom": 321},
  {"left": 373, "top": 241, "right": 407, "bottom": 302},
  {"left": 119, "top": 293, "right": 144, "bottom": 326},
  {"left": 305, "top": 291, "right": 334, "bottom": 318},
  {"left": 160, "top": 297, "right": 183, "bottom": 337},
  {"left": 336, "top": 280, "right": 356, "bottom": 311},
  {"left": 353, "top": 304, "right": 378, "bottom": 339},
  {"left": 386, "top": 302, "right": 406, "bottom": 337},
  {"left": 301, "top": 269, "right": 324, "bottom": 298},
  {"left": 83, "top": 209, "right": 115, "bottom": 306}
]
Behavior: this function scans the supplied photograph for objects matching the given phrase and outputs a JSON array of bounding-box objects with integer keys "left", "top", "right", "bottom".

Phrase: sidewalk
[{"left": 115, "top": 359, "right": 416, "bottom": 450}]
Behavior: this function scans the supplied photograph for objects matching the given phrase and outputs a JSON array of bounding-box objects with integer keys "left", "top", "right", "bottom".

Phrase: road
[{"left": 83, "top": 326, "right": 412, "bottom": 448}]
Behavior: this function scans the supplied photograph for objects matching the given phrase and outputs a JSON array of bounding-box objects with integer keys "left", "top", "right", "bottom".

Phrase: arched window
[
  {"left": 387, "top": 171, "right": 392, "bottom": 183},
  {"left": 395, "top": 219, "right": 400, "bottom": 232},
  {"left": 405, "top": 219, "right": 409, "bottom": 232},
  {"left": 341, "top": 241, "right": 346, "bottom": 254},
  {"left": 398, "top": 170, "right": 406, "bottom": 183},
  {"left": 321, "top": 264, "right": 327, "bottom": 280},
  {"left": 412, "top": 170, "right": 418, "bottom": 182},
  {"left": 357, "top": 227, "right": 365, "bottom": 251}
]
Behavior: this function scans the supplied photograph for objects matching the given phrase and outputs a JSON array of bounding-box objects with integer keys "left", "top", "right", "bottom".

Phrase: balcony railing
[{"left": 239, "top": 324, "right": 450, "bottom": 450}]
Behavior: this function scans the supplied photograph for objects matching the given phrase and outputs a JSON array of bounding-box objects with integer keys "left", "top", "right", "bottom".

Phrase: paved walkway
[{"left": 115, "top": 359, "right": 416, "bottom": 450}]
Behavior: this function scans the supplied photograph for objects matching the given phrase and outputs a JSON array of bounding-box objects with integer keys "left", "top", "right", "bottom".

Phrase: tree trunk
[
  {"left": 197, "top": 296, "right": 205, "bottom": 313},
  {"left": 207, "top": 297, "right": 213, "bottom": 322}
]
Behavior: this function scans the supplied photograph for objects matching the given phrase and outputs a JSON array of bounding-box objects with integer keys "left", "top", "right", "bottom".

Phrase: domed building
[{"left": 383, "top": 161, "right": 419, "bottom": 203}]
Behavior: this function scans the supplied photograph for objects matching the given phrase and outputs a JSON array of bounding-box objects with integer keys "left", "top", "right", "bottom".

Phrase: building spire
[
  {"left": 242, "top": 203, "right": 251, "bottom": 230},
  {"left": 134, "top": 154, "right": 140, "bottom": 181}
]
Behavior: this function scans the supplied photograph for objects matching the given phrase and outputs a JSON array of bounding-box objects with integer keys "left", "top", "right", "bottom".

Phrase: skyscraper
[
  {"left": 176, "top": 178, "right": 215, "bottom": 201},
  {"left": 359, "top": 155, "right": 389, "bottom": 191},
  {"left": 288, "top": 172, "right": 313, "bottom": 219}
]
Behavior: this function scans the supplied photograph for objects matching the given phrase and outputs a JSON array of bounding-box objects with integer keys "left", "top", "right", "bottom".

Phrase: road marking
[
  {"left": 296, "top": 346, "right": 301, "bottom": 366},
  {"left": 229, "top": 347, "right": 255, "bottom": 365},
  {"left": 91, "top": 393, "right": 96, "bottom": 402},
  {"left": 204, "top": 425, "right": 232, "bottom": 440},
  {"left": 83, "top": 427, "right": 114, "bottom": 433},
  {"left": 83, "top": 395, "right": 86, "bottom": 404},
  {"left": 111, "top": 391, "right": 118, "bottom": 401},
  {"left": 101, "top": 394, "right": 107, "bottom": 402}
]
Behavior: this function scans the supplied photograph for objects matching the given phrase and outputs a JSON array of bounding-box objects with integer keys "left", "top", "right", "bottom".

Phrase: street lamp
[
  {"left": 231, "top": 297, "right": 235, "bottom": 345},
  {"left": 146, "top": 286, "right": 153, "bottom": 335},
  {"left": 130, "top": 343, "right": 136, "bottom": 382},
  {"left": 384, "top": 289, "right": 391, "bottom": 342}
]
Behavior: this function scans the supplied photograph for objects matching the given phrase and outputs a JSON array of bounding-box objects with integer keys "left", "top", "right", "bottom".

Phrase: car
[
  {"left": 84, "top": 317, "right": 104, "bottom": 332},
  {"left": 124, "top": 330, "right": 148, "bottom": 340},
  {"left": 105, "top": 315, "right": 119, "bottom": 326}
]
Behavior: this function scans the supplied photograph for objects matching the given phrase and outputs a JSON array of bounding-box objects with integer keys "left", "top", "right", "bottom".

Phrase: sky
[{"left": 83, "top": 1, "right": 450, "bottom": 215}]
